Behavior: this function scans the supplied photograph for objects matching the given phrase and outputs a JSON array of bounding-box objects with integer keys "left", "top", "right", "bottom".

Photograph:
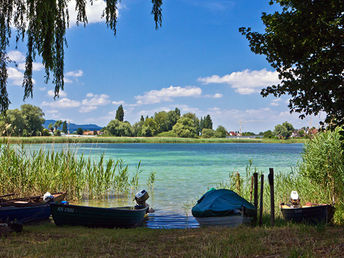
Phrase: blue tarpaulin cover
[{"left": 192, "top": 189, "right": 256, "bottom": 218}]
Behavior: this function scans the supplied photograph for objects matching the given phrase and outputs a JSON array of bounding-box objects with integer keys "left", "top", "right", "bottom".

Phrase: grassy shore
[
  {"left": 1, "top": 222, "right": 344, "bottom": 257},
  {"left": 0, "top": 136, "right": 307, "bottom": 144}
]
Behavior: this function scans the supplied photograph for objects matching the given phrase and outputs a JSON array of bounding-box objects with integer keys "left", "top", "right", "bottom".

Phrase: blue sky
[{"left": 6, "top": 0, "right": 324, "bottom": 133}]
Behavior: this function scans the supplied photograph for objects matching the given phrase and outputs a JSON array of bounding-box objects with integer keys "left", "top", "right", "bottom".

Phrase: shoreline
[{"left": 0, "top": 136, "right": 307, "bottom": 144}]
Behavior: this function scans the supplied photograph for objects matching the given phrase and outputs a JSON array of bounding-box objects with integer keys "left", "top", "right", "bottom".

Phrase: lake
[{"left": 26, "top": 143, "right": 303, "bottom": 215}]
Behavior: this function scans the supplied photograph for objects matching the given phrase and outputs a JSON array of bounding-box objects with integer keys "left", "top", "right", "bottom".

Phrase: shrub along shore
[{"left": 0, "top": 136, "right": 307, "bottom": 144}]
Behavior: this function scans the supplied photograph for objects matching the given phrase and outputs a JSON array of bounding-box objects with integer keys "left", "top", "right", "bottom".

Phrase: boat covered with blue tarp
[{"left": 192, "top": 189, "right": 256, "bottom": 226}]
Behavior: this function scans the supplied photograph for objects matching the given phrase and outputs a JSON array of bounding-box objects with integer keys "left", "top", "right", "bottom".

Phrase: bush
[
  {"left": 156, "top": 131, "right": 178, "bottom": 137},
  {"left": 42, "top": 128, "right": 50, "bottom": 136},
  {"left": 299, "top": 127, "right": 344, "bottom": 204},
  {"left": 201, "top": 128, "right": 215, "bottom": 138}
]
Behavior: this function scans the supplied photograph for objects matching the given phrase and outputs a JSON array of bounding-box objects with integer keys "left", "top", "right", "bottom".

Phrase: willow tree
[{"left": 0, "top": 0, "right": 163, "bottom": 112}]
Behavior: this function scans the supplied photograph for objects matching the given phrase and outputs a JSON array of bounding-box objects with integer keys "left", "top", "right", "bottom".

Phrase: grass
[
  {"left": 1, "top": 222, "right": 344, "bottom": 257},
  {"left": 0, "top": 144, "right": 154, "bottom": 200},
  {"left": 0, "top": 136, "right": 308, "bottom": 144}
]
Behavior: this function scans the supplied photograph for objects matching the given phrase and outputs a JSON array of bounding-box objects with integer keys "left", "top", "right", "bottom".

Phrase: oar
[{"left": 0, "top": 193, "right": 15, "bottom": 199}]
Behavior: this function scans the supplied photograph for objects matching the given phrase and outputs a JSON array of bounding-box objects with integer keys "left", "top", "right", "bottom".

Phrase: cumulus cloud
[
  {"left": 18, "top": 62, "right": 44, "bottom": 72},
  {"left": 112, "top": 100, "right": 125, "bottom": 106},
  {"left": 205, "top": 93, "right": 223, "bottom": 99},
  {"left": 270, "top": 98, "right": 281, "bottom": 107},
  {"left": 47, "top": 90, "right": 67, "bottom": 97},
  {"left": 42, "top": 98, "right": 81, "bottom": 108},
  {"left": 135, "top": 86, "right": 202, "bottom": 105},
  {"left": 68, "top": 0, "right": 122, "bottom": 26},
  {"left": 7, "top": 50, "right": 25, "bottom": 62},
  {"left": 198, "top": 69, "right": 280, "bottom": 95},
  {"left": 66, "top": 70, "right": 83, "bottom": 78},
  {"left": 7, "top": 67, "right": 24, "bottom": 86},
  {"left": 64, "top": 69, "right": 83, "bottom": 83},
  {"left": 80, "top": 93, "right": 111, "bottom": 113}
]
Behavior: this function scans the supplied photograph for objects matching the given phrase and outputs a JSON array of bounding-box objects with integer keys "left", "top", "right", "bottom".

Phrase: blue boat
[
  {"left": 0, "top": 192, "right": 66, "bottom": 224},
  {"left": 192, "top": 189, "right": 256, "bottom": 227},
  {"left": 0, "top": 204, "right": 51, "bottom": 224}
]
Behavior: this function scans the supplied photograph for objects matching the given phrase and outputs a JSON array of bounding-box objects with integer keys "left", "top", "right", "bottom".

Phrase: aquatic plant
[{"left": 0, "top": 144, "right": 151, "bottom": 200}]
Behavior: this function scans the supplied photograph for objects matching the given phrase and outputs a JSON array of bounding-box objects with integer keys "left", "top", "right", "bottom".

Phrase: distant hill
[{"left": 43, "top": 120, "right": 103, "bottom": 133}]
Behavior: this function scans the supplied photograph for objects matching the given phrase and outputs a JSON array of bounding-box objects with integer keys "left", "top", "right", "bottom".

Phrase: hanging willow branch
[{"left": 0, "top": 0, "right": 163, "bottom": 113}]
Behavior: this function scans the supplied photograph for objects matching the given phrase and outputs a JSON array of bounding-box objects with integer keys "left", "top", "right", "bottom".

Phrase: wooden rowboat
[
  {"left": 0, "top": 192, "right": 67, "bottom": 224},
  {"left": 281, "top": 203, "right": 335, "bottom": 224},
  {"left": 0, "top": 192, "right": 66, "bottom": 207},
  {"left": 0, "top": 204, "right": 51, "bottom": 224},
  {"left": 51, "top": 203, "right": 148, "bottom": 228}
]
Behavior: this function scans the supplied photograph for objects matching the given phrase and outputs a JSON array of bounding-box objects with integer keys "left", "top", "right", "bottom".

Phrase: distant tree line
[
  {"left": 260, "top": 121, "right": 316, "bottom": 139},
  {"left": 103, "top": 105, "right": 228, "bottom": 138}
]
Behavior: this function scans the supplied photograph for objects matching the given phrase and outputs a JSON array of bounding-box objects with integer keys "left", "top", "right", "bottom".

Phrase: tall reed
[
  {"left": 0, "top": 144, "right": 155, "bottom": 200},
  {"left": 215, "top": 161, "right": 335, "bottom": 221}
]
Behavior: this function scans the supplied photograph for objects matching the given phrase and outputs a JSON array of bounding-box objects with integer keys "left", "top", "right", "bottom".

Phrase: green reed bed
[
  {"left": 0, "top": 136, "right": 307, "bottom": 144},
  {"left": 214, "top": 161, "right": 343, "bottom": 224},
  {"left": 0, "top": 144, "right": 154, "bottom": 200}
]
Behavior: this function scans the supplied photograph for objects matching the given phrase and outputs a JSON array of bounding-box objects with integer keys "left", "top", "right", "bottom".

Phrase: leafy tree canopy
[
  {"left": 240, "top": 0, "right": 344, "bottom": 127},
  {"left": 172, "top": 116, "right": 198, "bottom": 138},
  {"left": 105, "top": 119, "right": 133, "bottom": 136},
  {"left": 141, "top": 118, "right": 158, "bottom": 137},
  {"left": 0, "top": 104, "right": 44, "bottom": 136},
  {"left": 215, "top": 125, "right": 227, "bottom": 138},
  {"left": 0, "top": 0, "right": 163, "bottom": 112},
  {"left": 115, "top": 105, "right": 124, "bottom": 122}
]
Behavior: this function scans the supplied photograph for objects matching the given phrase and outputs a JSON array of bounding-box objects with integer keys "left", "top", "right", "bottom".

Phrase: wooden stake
[
  {"left": 253, "top": 172, "right": 258, "bottom": 224},
  {"left": 259, "top": 174, "right": 264, "bottom": 226},
  {"left": 268, "top": 168, "right": 275, "bottom": 226},
  {"left": 236, "top": 172, "right": 241, "bottom": 194},
  {"left": 253, "top": 173, "right": 258, "bottom": 208},
  {"left": 250, "top": 175, "right": 254, "bottom": 202}
]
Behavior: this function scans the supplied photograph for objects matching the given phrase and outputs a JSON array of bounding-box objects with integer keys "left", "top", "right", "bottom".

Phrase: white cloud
[
  {"left": 18, "top": 62, "right": 44, "bottom": 72},
  {"left": 64, "top": 78, "right": 73, "bottom": 83},
  {"left": 7, "top": 50, "right": 25, "bottom": 63},
  {"left": 47, "top": 90, "right": 67, "bottom": 97},
  {"left": 112, "top": 100, "right": 125, "bottom": 106},
  {"left": 68, "top": 0, "right": 122, "bottom": 27},
  {"left": 135, "top": 86, "right": 202, "bottom": 105},
  {"left": 270, "top": 98, "right": 281, "bottom": 107},
  {"left": 42, "top": 98, "right": 81, "bottom": 108},
  {"left": 7, "top": 67, "right": 24, "bottom": 86},
  {"left": 66, "top": 70, "right": 83, "bottom": 78},
  {"left": 198, "top": 69, "right": 280, "bottom": 95},
  {"left": 205, "top": 93, "right": 223, "bottom": 99},
  {"left": 64, "top": 69, "right": 83, "bottom": 83},
  {"left": 80, "top": 93, "right": 111, "bottom": 113}
]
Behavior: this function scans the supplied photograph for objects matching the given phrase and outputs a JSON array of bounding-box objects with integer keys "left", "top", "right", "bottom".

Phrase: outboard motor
[
  {"left": 43, "top": 192, "right": 54, "bottom": 203},
  {"left": 134, "top": 189, "right": 155, "bottom": 213},
  {"left": 135, "top": 190, "right": 149, "bottom": 208},
  {"left": 290, "top": 191, "right": 301, "bottom": 208}
]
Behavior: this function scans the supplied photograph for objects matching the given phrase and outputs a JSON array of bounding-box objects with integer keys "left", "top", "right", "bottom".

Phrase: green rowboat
[{"left": 51, "top": 203, "right": 148, "bottom": 228}]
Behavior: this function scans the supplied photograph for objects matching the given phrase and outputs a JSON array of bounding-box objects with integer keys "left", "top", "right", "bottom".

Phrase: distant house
[
  {"left": 228, "top": 131, "right": 241, "bottom": 137},
  {"left": 83, "top": 130, "right": 101, "bottom": 136}
]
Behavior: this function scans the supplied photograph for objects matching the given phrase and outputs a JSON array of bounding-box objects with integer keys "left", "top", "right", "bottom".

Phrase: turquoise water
[{"left": 26, "top": 143, "right": 304, "bottom": 214}]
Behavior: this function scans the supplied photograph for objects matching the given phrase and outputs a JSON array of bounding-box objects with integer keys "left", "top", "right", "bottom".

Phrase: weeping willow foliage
[{"left": 0, "top": 0, "right": 163, "bottom": 112}]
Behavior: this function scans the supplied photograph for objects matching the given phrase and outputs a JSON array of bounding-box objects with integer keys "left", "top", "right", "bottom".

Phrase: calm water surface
[{"left": 26, "top": 143, "right": 303, "bottom": 215}]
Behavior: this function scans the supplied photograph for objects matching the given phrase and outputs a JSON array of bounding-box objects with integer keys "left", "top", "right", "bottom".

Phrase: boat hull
[
  {"left": 281, "top": 204, "right": 334, "bottom": 224},
  {"left": 0, "top": 205, "right": 51, "bottom": 224},
  {"left": 51, "top": 204, "right": 148, "bottom": 228},
  {"left": 195, "top": 215, "right": 252, "bottom": 227}
]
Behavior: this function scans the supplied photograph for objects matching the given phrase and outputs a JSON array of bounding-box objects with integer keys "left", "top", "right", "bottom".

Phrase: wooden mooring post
[
  {"left": 253, "top": 173, "right": 258, "bottom": 224},
  {"left": 268, "top": 168, "right": 275, "bottom": 226},
  {"left": 259, "top": 174, "right": 264, "bottom": 226}
]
